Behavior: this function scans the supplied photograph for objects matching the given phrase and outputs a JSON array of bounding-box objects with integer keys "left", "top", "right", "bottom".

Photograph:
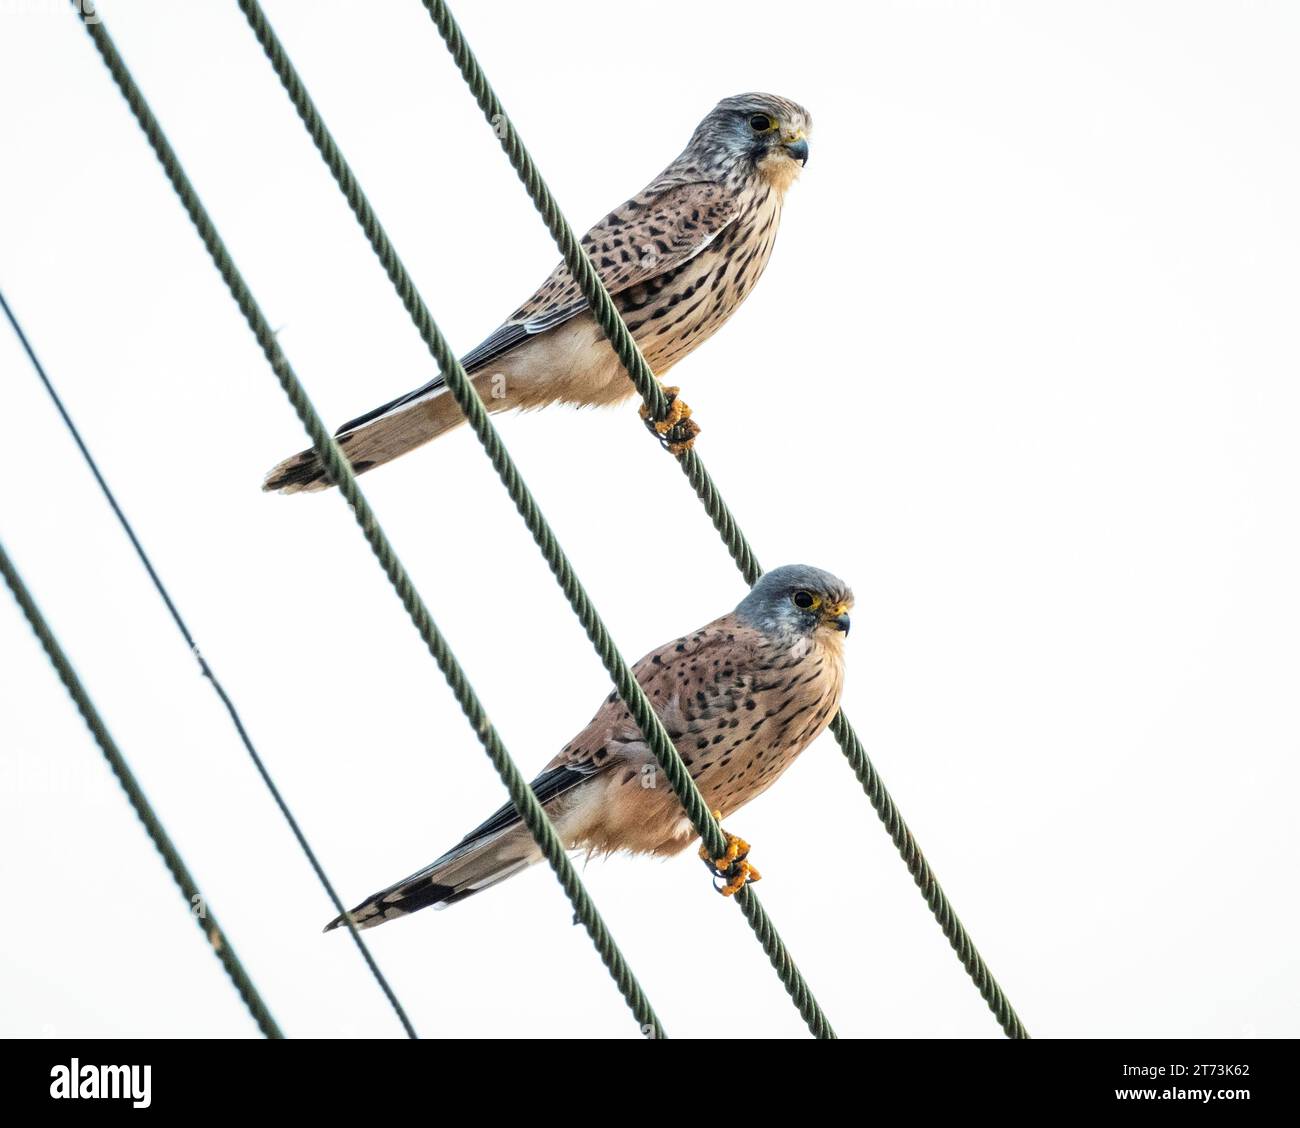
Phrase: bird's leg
[
  {"left": 639, "top": 385, "right": 701, "bottom": 455},
  {"left": 697, "top": 809, "right": 762, "bottom": 896}
]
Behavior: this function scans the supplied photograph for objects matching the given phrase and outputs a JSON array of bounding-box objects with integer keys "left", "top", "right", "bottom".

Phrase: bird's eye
[
  {"left": 749, "top": 113, "right": 774, "bottom": 132},
  {"left": 792, "top": 590, "right": 817, "bottom": 610}
]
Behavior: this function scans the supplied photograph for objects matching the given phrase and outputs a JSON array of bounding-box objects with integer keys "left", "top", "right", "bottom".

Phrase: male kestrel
[
  {"left": 326, "top": 565, "right": 852, "bottom": 930},
  {"left": 266, "top": 93, "right": 811, "bottom": 493}
]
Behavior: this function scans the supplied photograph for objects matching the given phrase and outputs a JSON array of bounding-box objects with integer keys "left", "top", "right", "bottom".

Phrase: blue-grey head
[
  {"left": 734, "top": 564, "right": 854, "bottom": 640},
  {"left": 681, "top": 93, "right": 812, "bottom": 186}
]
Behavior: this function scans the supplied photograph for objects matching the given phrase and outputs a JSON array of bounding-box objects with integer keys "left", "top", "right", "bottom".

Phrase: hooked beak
[
  {"left": 783, "top": 137, "right": 810, "bottom": 166},
  {"left": 823, "top": 600, "right": 851, "bottom": 635}
]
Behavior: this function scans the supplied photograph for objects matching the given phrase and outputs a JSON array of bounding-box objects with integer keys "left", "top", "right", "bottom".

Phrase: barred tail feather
[
  {"left": 262, "top": 390, "right": 465, "bottom": 495},
  {"left": 323, "top": 827, "right": 541, "bottom": 932}
]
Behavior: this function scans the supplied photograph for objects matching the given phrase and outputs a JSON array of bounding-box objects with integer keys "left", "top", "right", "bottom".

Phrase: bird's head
[
  {"left": 735, "top": 564, "right": 854, "bottom": 644},
  {"left": 687, "top": 93, "right": 812, "bottom": 192}
]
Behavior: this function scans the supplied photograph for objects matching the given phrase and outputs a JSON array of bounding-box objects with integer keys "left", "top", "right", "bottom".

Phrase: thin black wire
[
  {"left": 0, "top": 538, "right": 282, "bottom": 1038},
  {"left": 71, "top": 4, "right": 665, "bottom": 1038},
  {"left": 0, "top": 287, "right": 418, "bottom": 1039},
  {"left": 419, "top": 0, "right": 1028, "bottom": 1039}
]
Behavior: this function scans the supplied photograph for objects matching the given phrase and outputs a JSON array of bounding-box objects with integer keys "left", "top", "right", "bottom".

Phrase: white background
[{"left": 1, "top": 0, "right": 1296, "bottom": 1039}]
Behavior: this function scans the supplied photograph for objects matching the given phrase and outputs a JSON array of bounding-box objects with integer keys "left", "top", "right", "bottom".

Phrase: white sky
[{"left": 2, "top": 0, "right": 1297, "bottom": 1039}]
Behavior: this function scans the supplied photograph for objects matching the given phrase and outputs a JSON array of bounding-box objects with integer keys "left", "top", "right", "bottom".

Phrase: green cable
[
  {"left": 74, "top": 5, "right": 664, "bottom": 1039},
  {"left": 417, "top": 0, "right": 1027, "bottom": 1040},
  {"left": 236, "top": 0, "right": 835, "bottom": 1039},
  {"left": 0, "top": 538, "right": 282, "bottom": 1039},
  {"left": 1, "top": 286, "right": 417, "bottom": 1040}
]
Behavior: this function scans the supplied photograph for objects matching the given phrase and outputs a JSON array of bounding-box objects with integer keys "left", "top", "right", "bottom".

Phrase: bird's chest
[
  {"left": 619, "top": 195, "right": 782, "bottom": 371},
  {"left": 682, "top": 639, "right": 844, "bottom": 814}
]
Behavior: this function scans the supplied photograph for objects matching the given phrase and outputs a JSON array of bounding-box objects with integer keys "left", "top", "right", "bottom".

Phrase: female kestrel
[
  {"left": 266, "top": 93, "right": 811, "bottom": 493},
  {"left": 326, "top": 565, "right": 851, "bottom": 930}
]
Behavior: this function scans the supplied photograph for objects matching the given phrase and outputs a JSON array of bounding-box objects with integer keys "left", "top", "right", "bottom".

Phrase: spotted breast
[
  {"left": 619, "top": 183, "right": 783, "bottom": 373},
  {"left": 559, "top": 610, "right": 846, "bottom": 858}
]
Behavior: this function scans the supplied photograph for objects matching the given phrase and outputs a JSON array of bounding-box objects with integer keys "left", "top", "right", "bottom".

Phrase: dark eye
[
  {"left": 792, "top": 590, "right": 815, "bottom": 609},
  {"left": 749, "top": 113, "right": 773, "bottom": 132}
]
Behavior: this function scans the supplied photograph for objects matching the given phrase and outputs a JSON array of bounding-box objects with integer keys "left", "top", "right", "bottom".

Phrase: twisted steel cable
[
  {"left": 236, "top": 0, "right": 834, "bottom": 1039},
  {"left": 418, "top": 0, "right": 1027, "bottom": 1039},
  {"left": 0, "top": 539, "right": 282, "bottom": 1039},
  {"left": 74, "top": 6, "right": 664, "bottom": 1039},
  {"left": 829, "top": 713, "right": 1027, "bottom": 1036},
  {"left": 0, "top": 288, "right": 417, "bottom": 1040}
]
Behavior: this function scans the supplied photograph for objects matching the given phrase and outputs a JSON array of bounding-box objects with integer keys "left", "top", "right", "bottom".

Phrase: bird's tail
[
  {"left": 263, "top": 387, "right": 468, "bottom": 494},
  {"left": 324, "top": 826, "right": 542, "bottom": 932}
]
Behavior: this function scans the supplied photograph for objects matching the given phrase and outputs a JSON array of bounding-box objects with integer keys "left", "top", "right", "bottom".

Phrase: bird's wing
[
  {"left": 333, "top": 180, "right": 739, "bottom": 435},
  {"left": 401, "top": 617, "right": 761, "bottom": 881},
  {"left": 542, "top": 614, "right": 766, "bottom": 771},
  {"left": 439, "top": 761, "right": 603, "bottom": 863},
  {"left": 482, "top": 179, "right": 742, "bottom": 365}
]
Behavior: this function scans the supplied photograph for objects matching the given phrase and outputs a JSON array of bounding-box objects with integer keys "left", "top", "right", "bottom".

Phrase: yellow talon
[
  {"left": 697, "top": 809, "right": 761, "bottom": 897},
  {"left": 639, "top": 386, "right": 701, "bottom": 455},
  {"left": 718, "top": 862, "right": 761, "bottom": 897},
  {"left": 644, "top": 386, "right": 688, "bottom": 434}
]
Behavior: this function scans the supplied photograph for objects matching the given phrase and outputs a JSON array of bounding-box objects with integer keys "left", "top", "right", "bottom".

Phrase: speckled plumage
[
  {"left": 267, "top": 93, "right": 812, "bottom": 493},
  {"left": 327, "top": 565, "right": 851, "bottom": 931}
]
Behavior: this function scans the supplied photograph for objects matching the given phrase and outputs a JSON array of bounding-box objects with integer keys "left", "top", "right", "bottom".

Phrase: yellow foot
[
  {"left": 639, "top": 385, "right": 701, "bottom": 455},
  {"left": 697, "top": 809, "right": 762, "bottom": 897}
]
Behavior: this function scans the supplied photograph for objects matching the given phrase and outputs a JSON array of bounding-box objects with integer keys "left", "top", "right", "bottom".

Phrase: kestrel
[
  {"left": 266, "top": 93, "right": 811, "bottom": 493},
  {"left": 326, "top": 565, "right": 851, "bottom": 930}
]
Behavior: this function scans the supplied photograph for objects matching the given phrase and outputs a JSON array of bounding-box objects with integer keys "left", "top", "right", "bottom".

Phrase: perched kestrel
[
  {"left": 266, "top": 93, "right": 811, "bottom": 493},
  {"left": 326, "top": 565, "right": 851, "bottom": 930}
]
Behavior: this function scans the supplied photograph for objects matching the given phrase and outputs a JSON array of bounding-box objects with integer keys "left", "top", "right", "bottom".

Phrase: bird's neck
[{"left": 755, "top": 152, "right": 803, "bottom": 198}]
